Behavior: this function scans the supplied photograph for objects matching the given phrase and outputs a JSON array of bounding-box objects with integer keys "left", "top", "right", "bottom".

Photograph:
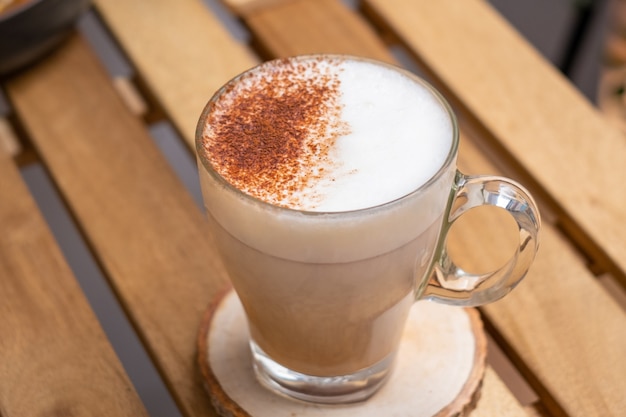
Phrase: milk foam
[
  {"left": 201, "top": 57, "right": 454, "bottom": 212},
  {"left": 313, "top": 60, "right": 453, "bottom": 211}
]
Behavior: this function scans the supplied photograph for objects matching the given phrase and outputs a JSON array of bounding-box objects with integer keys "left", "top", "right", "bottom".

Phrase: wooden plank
[
  {"left": 363, "top": 0, "right": 626, "bottom": 285},
  {"left": 0, "top": 152, "right": 148, "bottom": 416},
  {"left": 93, "top": 0, "right": 257, "bottom": 148},
  {"left": 244, "top": 0, "right": 394, "bottom": 62},
  {"left": 5, "top": 34, "right": 229, "bottom": 417}
]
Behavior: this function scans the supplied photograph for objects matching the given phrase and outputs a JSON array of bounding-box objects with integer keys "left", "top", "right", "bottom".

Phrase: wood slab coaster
[{"left": 198, "top": 288, "right": 487, "bottom": 417}]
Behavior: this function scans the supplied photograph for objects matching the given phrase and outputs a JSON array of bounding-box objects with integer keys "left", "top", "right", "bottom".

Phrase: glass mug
[{"left": 195, "top": 55, "right": 540, "bottom": 404}]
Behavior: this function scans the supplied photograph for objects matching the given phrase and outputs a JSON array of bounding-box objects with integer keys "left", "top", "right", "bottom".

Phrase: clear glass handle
[{"left": 420, "top": 171, "right": 541, "bottom": 307}]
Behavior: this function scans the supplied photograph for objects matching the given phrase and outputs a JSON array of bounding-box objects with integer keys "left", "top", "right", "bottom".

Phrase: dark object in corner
[{"left": 0, "top": 0, "right": 91, "bottom": 76}]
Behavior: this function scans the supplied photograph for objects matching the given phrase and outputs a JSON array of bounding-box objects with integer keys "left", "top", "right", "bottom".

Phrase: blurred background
[{"left": 0, "top": 0, "right": 618, "bottom": 416}]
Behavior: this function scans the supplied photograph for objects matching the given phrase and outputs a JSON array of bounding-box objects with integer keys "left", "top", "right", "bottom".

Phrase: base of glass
[{"left": 250, "top": 341, "right": 395, "bottom": 404}]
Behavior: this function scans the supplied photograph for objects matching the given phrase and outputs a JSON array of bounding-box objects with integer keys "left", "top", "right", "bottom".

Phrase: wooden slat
[
  {"left": 224, "top": 1, "right": 626, "bottom": 416},
  {"left": 244, "top": 0, "right": 394, "bottom": 62},
  {"left": 0, "top": 153, "right": 148, "bottom": 416},
  {"left": 93, "top": 0, "right": 257, "bottom": 148},
  {"left": 363, "top": 0, "right": 626, "bottom": 285},
  {"left": 5, "top": 34, "right": 229, "bottom": 417}
]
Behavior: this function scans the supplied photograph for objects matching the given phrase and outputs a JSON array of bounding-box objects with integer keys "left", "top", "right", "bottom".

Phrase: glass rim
[{"left": 195, "top": 53, "right": 460, "bottom": 217}]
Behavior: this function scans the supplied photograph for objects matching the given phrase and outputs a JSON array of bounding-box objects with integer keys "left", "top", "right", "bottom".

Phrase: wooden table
[{"left": 1, "top": 0, "right": 625, "bottom": 416}]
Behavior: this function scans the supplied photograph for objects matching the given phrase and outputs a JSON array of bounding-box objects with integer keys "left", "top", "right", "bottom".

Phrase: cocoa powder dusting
[{"left": 202, "top": 57, "right": 348, "bottom": 208}]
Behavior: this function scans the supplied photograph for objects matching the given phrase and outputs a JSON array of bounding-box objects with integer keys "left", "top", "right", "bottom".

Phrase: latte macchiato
[
  {"left": 197, "top": 55, "right": 456, "bottom": 401},
  {"left": 196, "top": 55, "right": 540, "bottom": 404}
]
